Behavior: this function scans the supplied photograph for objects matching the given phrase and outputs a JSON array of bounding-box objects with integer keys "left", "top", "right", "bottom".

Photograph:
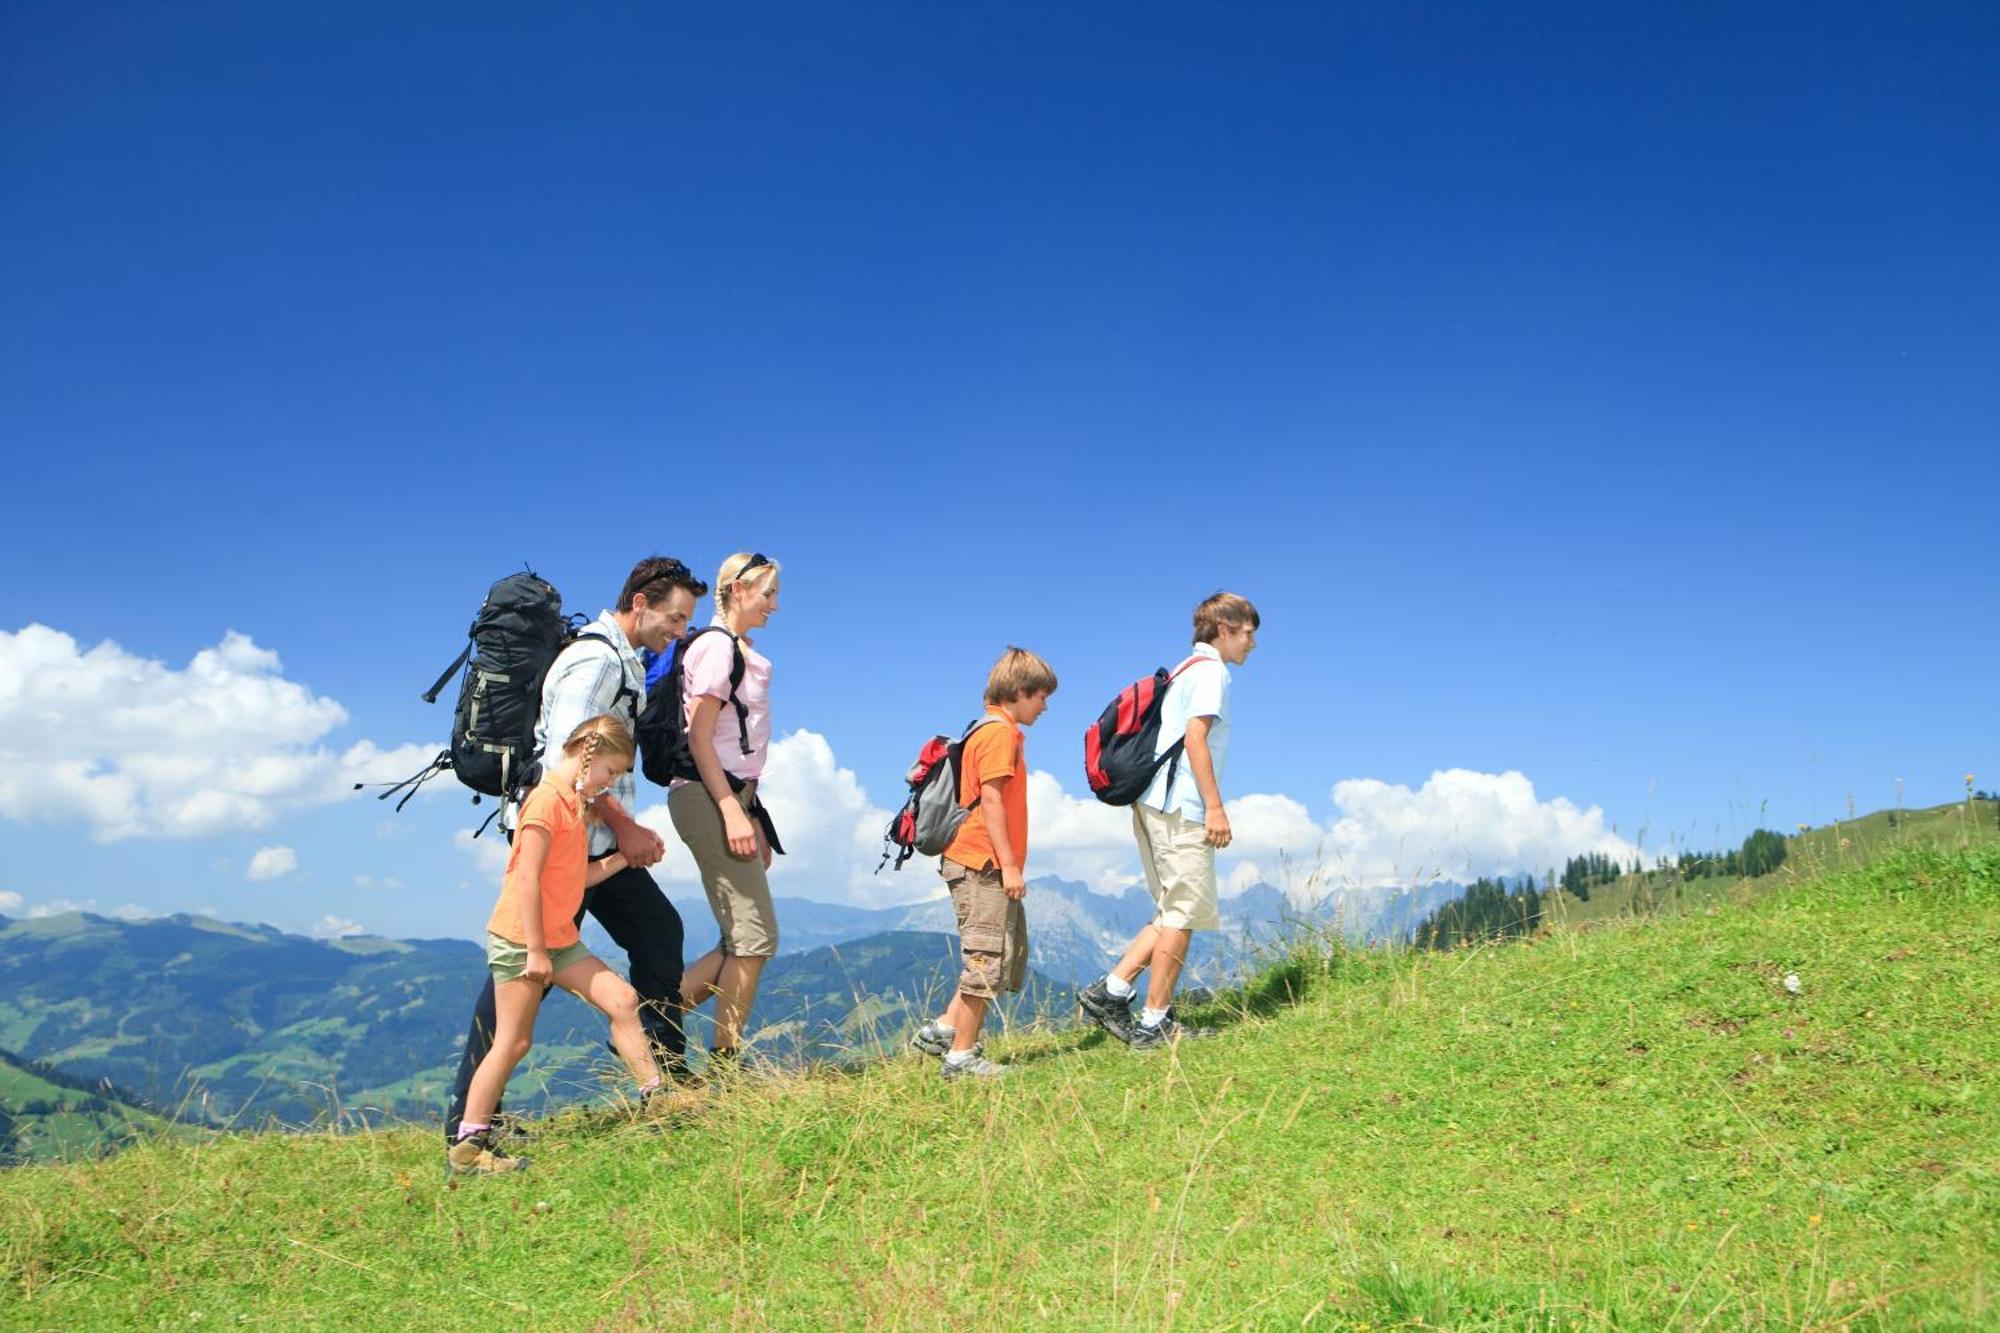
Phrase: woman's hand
[
  {"left": 722, "top": 800, "right": 759, "bottom": 860},
  {"left": 523, "top": 948, "right": 553, "bottom": 985}
]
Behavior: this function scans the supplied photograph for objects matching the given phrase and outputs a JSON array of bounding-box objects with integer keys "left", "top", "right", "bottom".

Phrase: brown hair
[
  {"left": 616, "top": 556, "right": 709, "bottom": 612},
  {"left": 984, "top": 646, "right": 1059, "bottom": 705},
  {"left": 1193, "top": 591, "right": 1260, "bottom": 644}
]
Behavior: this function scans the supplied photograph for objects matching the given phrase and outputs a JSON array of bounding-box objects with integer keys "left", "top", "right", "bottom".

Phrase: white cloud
[
  {"left": 454, "top": 827, "right": 511, "bottom": 877},
  {"left": 27, "top": 897, "right": 89, "bottom": 919},
  {"left": 630, "top": 729, "right": 913, "bottom": 908},
  {"left": 246, "top": 845, "right": 298, "bottom": 881},
  {"left": 1312, "top": 769, "right": 1646, "bottom": 893},
  {"left": 0, "top": 624, "right": 438, "bottom": 841},
  {"left": 0, "top": 890, "right": 22, "bottom": 914},
  {"left": 308, "top": 915, "right": 365, "bottom": 939},
  {"left": 108, "top": 903, "right": 158, "bottom": 921}
]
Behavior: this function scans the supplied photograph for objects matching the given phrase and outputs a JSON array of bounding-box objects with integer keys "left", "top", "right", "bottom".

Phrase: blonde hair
[
  {"left": 561, "top": 715, "right": 636, "bottom": 796},
  {"left": 984, "top": 646, "right": 1058, "bottom": 705},
  {"left": 716, "top": 551, "right": 782, "bottom": 615},
  {"left": 1193, "top": 591, "right": 1260, "bottom": 644}
]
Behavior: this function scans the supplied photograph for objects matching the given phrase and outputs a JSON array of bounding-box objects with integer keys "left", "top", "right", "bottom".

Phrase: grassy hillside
[
  {"left": 2, "top": 843, "right": 1993, "bottom": 1329},
  {"left": 1546, "top": 797, "right": 1999, "bottom": 929},
  {"left": 0, "top": 1051, "right": 185, "bottom": 1166}
]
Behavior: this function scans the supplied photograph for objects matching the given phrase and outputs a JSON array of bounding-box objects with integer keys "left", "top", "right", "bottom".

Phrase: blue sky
[{"left": 3, "top": 3, "right": 1995, "bottom": 940}]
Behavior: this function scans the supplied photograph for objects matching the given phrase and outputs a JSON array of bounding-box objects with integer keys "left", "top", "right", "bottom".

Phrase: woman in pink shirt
[{"left": 670, "top": 550, "right": 781, "bottom": 1072}]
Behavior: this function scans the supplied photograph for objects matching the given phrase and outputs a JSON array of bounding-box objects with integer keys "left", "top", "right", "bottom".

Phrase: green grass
[
  {"left": 1547, "top": 797, "right": 2000, "bottom": 929},
  {"left": 2, "top": 844, "right": 1995, "bottom": 1329}
]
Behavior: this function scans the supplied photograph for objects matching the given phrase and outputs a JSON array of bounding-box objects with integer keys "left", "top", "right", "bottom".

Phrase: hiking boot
[
  {"left": 1128, "top": 1010, "right": 1216, "bottom": 1051},
  {"left": 909, "top": 1021, "right": 958, "bottom": 1058},
  {"left": 939, "top": 1051, "right": 1007, "bottom": 1081},
  {"left": 1077, "top": 979, "right": 1137, "bottom": 1041},
  {"left": 446, "top": 1129, "right": 530, "bottom": 1176},
  {"left": 639, "top": 1082, "right": 707, "bottom": 1120}
]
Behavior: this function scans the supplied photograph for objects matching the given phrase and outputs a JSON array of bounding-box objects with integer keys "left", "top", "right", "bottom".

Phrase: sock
[
  {"left": 637, "top": 1077, "right": 662, "bottom": 1096},
  {"left": 944, "top": 1046, "right": 976, "bottom": 1067},
  {"left": 456, "top": 1122, "right": 490, "bottom": 1142},
  {"left": 1140, "top": 1007, "right": 1169, "bottom": 1028},
  {"left": 1104, "top": 974, "right": 1135, "bottom": 999}
]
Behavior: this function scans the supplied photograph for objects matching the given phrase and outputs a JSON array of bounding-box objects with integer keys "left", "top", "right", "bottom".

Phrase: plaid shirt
[{"left": 524, "top": 610, "right": 645, "bottom": 856}]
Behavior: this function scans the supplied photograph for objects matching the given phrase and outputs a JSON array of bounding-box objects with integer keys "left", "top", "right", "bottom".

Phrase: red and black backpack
[{"left": 1082, "top": 656, "right": 1207, "bottom": 807}]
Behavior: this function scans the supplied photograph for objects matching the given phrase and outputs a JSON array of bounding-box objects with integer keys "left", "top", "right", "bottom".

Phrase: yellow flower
[{"left": 1808, "top": 1214, "right": 1822, "bottom": 1228}]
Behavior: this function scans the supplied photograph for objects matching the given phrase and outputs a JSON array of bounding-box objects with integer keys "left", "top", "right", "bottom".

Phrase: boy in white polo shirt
[{"left": 1080, "top": 592, "right": 1259, "bottom": 1048}]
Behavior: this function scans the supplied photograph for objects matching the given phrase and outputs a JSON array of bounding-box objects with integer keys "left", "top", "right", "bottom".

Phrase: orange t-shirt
[
  {"left": 942, "top": 707, "right": 1027, "bottom": 873},
  {"left": 486, "top": 776, "right": 589, "bottom": 949}
]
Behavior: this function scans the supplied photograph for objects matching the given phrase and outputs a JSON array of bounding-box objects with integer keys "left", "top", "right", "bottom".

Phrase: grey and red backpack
[{"left": 879, "top": 717, "right": 1003, "bottom": 871}]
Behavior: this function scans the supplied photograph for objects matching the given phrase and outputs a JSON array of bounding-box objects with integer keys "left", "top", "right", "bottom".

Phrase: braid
[{"left": 575, "top": 728, "right": 604, "bottom": 797}]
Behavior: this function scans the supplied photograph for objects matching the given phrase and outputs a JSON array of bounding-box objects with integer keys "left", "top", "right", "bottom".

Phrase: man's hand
[
  {"left": 615, "top": 820, "right": 666, "bottom": 868},
  {"left": 1001, "top": 867, "right": 1027, "bottom": 900},
  {"left": 1203, "top": 809, "right": 1232, "bottom": 849},
  {"left": 523, "top": 948, "right": 553, "bottom": 985}
]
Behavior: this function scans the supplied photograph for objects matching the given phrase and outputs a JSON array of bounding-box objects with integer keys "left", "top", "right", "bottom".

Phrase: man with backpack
[
  {"left": 443, "top": 556, "right": 709, "bottom": 1143},
  {"left": 1078, "top": 592, "right": 1260, "bottom": 1048}
]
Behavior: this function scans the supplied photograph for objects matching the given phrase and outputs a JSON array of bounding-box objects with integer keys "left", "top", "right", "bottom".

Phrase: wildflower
[{"left": 1809, "top": 1214, "right": 1822, "bottom": 1228}]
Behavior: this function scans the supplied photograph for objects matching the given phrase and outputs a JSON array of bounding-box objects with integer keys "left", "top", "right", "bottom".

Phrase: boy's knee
[{"left": 505, "top": 1035, "right": 534, "bottom": 1064}]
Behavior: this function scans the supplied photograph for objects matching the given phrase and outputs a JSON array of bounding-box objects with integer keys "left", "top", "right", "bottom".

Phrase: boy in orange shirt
[{"left": 914, "top": 647, "right": 1057, "bottom": 1080}]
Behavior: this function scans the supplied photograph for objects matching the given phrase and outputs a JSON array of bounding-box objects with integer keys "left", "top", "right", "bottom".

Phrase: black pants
[{"left": 444, "top": 864, "right": 685, "bottom": 1142}]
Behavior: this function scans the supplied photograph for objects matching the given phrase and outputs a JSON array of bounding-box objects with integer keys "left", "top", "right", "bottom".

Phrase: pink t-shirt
[{"left": 673, "top": 625, "right": 772, "bottom": 785}]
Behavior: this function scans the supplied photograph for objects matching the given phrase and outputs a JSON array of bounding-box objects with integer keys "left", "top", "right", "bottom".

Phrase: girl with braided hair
[{"left": 449, "top": 714, "right": 661, "bottom": 1176}]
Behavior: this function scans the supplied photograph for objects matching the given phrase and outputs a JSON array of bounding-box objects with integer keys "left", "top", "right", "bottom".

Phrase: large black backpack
[
  {"left": 374, "top": 571, "right": 627, "bottom": 816},
  {"left": 636, "top": 626, "right": 750, "bottom": 787}
]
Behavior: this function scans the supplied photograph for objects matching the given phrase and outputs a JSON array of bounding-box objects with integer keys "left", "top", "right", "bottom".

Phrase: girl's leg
[
  {"left": 681, "top": 947, "right": 724, "bottom": 1011},
  {"left": 712, "top": 954, "right": 768, "bottom": 1050},
  {"left": 555, "top": 956, "right": 660, "bottom": 1089},
  {"left": 461, "top": 977, "right": 544, "bottom": 1129}
]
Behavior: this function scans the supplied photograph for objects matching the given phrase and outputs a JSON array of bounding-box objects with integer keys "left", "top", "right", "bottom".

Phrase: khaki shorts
[
  {"left": 670, "top": 780, "right": 779, "bottom": 958},
  {"left": 485, "top": 932, "right": 595, "bottom": 983},
  {"left": 1133, "top": 803, "right": 1220, "bottom": 931},
  {"left": 941, "top": 858, "right": 1028, "bottom": 999}
]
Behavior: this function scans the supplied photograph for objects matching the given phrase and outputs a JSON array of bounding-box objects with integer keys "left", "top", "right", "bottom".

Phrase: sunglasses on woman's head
[{"left": 737, "top": 553, "right": 771, "bottom": 580}]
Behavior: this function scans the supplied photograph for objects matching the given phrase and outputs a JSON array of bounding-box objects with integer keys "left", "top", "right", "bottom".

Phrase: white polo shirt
[{"left": 1138, "top": 642, "right": 1231, "bottom": 822}]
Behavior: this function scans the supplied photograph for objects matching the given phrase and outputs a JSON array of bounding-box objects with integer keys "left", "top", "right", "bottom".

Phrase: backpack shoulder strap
[
  {"left": 679, "top": 627, "right": 755, "bottom": 757},
  {"left": 568, "top": 628, "right": 640, "bottom": 721}
]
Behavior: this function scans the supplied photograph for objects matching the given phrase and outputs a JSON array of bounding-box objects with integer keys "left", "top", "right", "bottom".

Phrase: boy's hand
[
  {"left": 1002, "top": 867, "right": 1026, "bottom": 900},
  {"left": 523, "top": 948, "right": 553, "bottom": 985},
  {"left": 1204, "top": 810, "right": 1232, "bottom": 849}
]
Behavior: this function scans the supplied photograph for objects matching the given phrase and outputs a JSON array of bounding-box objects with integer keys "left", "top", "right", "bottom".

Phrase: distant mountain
[
  {"left": 659, "top": 873, "right": 1462, "bottom": 990},
  {"left": 0, "top": 911, "right": 1062, "bottom": 1139},
  {"left": 0, "top": 868, "right": 1473, "bottom": 1147}
]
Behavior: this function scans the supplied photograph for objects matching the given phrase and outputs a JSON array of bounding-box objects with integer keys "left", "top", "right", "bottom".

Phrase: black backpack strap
[
  {"left": 726, "top": 635, "right": 751, "bottom": 756},
  {"left": 571, "top": 628, "right": 642, "bottom": 727},
  {"left": 421, "top": 644, "right": 471, "bottom": 704}
]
